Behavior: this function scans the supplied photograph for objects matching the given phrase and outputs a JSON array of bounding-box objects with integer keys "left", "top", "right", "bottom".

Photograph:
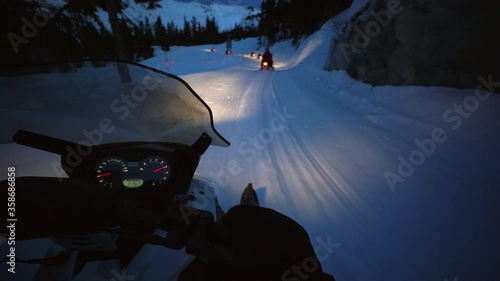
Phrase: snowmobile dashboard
[
  {"left": 3, "top": 129, "right": 228, "bottom": 260},
  {"left": 92, "top": 154, "right": 172, "bottom": 189},
  {"left": 11, "top": 130, "right": 206, "bottom": 208}
]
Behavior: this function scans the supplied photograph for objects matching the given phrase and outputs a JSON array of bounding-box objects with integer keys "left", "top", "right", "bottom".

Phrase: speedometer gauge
[
  {"left": 94, "top": 157, "right": 128, "bottom": 188},
  {"left": 140, "top": 156, "right": 170, "bottom": 186}
]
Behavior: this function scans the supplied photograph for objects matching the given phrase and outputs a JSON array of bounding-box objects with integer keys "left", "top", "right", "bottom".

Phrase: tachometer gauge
[
  {"left": 140, "top": 156, "right": 170, "bottom": 186},
  {"left": 94, "top": 157, "right": 128, "bottom": 188}
]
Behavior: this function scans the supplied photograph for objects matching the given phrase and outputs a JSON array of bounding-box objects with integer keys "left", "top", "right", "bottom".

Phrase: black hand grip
[{"left": 207, "top": 223, "right": 230, "bottom": 244}]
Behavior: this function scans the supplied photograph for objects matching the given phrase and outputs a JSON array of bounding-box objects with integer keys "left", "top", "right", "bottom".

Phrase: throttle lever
[
  {"left": 166, "top": 202, "right": 233, "bottom": 261},
  {"left": 185, "top": 209, "right": 214, "bottom": 256},
  {"left": 113, "top": 200, "right": 233, "bottom": 261}
]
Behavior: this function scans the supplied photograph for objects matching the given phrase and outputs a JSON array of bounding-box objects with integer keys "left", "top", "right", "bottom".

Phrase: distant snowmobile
[
  {"left": 260, "top": 60, "right": 274, "bottom": 71},
  {"left": 260, "top": 49, "right": 274, "bottom": 71}
]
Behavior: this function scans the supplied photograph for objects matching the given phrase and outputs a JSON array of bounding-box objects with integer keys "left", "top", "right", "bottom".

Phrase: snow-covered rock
[{"left": 325, "top": 0, "right": 500, "bottom": 91}]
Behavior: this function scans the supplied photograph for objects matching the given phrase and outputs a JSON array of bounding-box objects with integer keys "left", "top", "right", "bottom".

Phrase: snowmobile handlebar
[
  {"left": 1, "top": 176, "right": 231, "bottom": 261},
  {"left": 114, "top": 201, "right": 231, "bottom": 260}
]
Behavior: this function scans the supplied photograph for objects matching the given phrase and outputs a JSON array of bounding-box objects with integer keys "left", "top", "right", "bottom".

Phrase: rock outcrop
[{"left": 325, "top": 0, "right": 500, "bottom": 91}]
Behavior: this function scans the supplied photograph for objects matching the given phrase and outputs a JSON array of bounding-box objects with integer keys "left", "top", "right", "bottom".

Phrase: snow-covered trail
[
  {"left": 189, "top": 66, "right": 388, "bottom": 279},
  {"left": 185, "top": 63, "right": 368, "bottom": 272},
  {"left": 182, "top": 46, "right": 500, "bottom": 280}
]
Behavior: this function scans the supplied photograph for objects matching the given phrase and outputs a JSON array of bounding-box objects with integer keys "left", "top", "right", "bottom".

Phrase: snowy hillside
[
  {"left": 1, "top": 1, "right": 499, "bottom": 281},
  {"left": 97, "top": 0, "right": 259, "bottom": 31}
]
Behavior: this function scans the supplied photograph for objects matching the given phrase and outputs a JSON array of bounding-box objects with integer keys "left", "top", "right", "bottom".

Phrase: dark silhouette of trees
[
  {"left": 2, "top": 0, "right": 259, "bottom": 67},
  {"left": 258, "top": 0, "right": 353, "bottom": 46}
]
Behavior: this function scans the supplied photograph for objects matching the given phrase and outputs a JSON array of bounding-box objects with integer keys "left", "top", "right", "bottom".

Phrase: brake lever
[
  {"left": 182, "top": 207, "right": 234, "bottom": 262},
  {"left": 113, "top": 202, "right": 231, "bottom": 261},
  {"left": 168, "top": 200, "right": 231, "bottom": 260}
]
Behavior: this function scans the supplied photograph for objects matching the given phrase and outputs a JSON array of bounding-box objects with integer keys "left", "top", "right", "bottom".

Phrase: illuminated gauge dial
[
  {"left": 140, "top": 156, "right": 170, "bottom": 186},
  {"left": 94, "top": 157, "right": 128, "bottom": 188}
]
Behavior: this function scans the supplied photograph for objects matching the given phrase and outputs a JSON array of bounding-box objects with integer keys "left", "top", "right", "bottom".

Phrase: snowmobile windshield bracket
[{"left": 191, "top": 132, "right": 212, "bottom": 155}]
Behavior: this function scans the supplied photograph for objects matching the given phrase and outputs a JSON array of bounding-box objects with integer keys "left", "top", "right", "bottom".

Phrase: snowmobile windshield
[{"left": 0, "top": 61, "right": 229, "bottom": 147}]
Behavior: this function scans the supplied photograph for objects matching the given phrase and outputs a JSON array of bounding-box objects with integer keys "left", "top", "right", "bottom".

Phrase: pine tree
[
  {"left": 242, "top": 7, "right": 260, "bottom": 38},
  {"left": 154, "top": 16, "right": 169, "bottom": 51},
  {"left": 190, "top": 16, "right": 198, "bottom": 44},
  {"left": 259, "top": 0, "right": 278, "bottom": 45},
  {"left": 182, "top": 16, "right": 192, "bottom": 45},
  {"left": 144, "top": 18, "right": 154, "bottom": 48},
  {"left": 205, "top": 16, "right": 219, "bottom": 44},
  {"left": 276, "top": 0, "right": 290, "bottom": 40},
  {"left": 166, "top": 21, "right": 178, "bottom": 46}
]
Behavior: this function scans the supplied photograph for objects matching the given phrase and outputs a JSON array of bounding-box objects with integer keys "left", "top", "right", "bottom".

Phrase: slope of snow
[
  {"left": 1, "top": 1, "right": 499, "bottom": 280},
  {"left": 141, "top": 38, "right": 260, "bottom": 76}
]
